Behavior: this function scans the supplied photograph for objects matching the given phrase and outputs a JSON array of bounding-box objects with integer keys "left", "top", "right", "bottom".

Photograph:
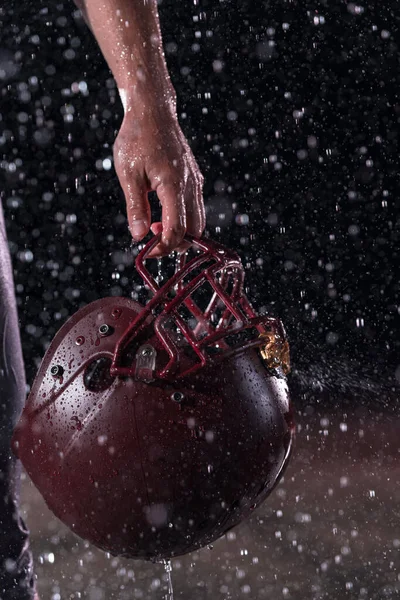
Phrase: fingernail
[{"left": 130, "top": 219, "right": 148, "bottom": 240}]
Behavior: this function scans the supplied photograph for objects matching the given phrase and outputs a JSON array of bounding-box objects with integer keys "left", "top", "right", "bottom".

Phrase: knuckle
[
  {"left": 164, "top": 223, "right": 186, "bottom": 244},
  {"left": 113, "top": 137, "right": 127, "bottom": 161},
  {"left": 176, "top": 221, "right": 187, "bottom": 235},
  {"left": 170, "top": 221, "right": 186, "bottom": 237},
  {"left": 127, "top": 198, "right": 146, "bottom": 217},
  {"left": 114, "top": 147, "right": 140, "bottom": 175},
  {"left": 163, "top": 170, "right": 182, "bottom": 189},
  {"left": 165, "top": 159, "right": 185, "bottom": 178},
  {"left": 161, "top": 181, "right": 184, "bottom": 201}
]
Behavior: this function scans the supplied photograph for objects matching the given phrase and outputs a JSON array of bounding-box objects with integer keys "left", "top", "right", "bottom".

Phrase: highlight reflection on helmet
[{"left": 12, "top": 234, "right": 295, "bottom": 560}]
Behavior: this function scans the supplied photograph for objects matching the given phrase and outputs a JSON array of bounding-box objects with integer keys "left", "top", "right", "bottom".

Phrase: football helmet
[{"left": 12, "top": 233, "right": 294, "bottom": 560}]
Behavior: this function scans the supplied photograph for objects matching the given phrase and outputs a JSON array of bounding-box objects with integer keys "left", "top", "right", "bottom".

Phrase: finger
[
  {"left": 146, "top": 223, "right": 164, "bottom": 258},
  {"left": 185, "top": 170, "right": 205, "bottom": 238},
  {"left": 196, "top": 172, "right": 206, "bottom": 235},
  {"left": 173, "top": 172, "right": 205, "bottom": 254},
  {"left": 147, "top": 224, "right": 184, "bottom": 258},
  {"left": 124, "top": 178, "right": 151, "bottom": 242},
  {"left": 148, "top": 222, "right": 190, "bottom": 258},
  {"left": 113, "top": 139, "right": 151, "bottom": 241},
  {"left": 155, "top": 181, "right": 187, "bottom": 253},
  {"left": 150, "top": 222, "right": 163, "bottom": 235}
]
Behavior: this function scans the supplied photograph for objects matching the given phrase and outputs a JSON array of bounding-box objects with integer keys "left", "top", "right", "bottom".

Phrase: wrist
[{"left": 119, "top": 80, "right": 177, "bottom": 119}]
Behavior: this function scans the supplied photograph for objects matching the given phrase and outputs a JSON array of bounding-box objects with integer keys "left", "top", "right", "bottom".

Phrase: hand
[{"left": 113, "top": 103, "right": 205, "bottom": 256}]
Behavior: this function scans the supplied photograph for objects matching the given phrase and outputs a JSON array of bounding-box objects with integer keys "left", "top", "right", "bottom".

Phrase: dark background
[
  {"left": 1, "top": 1, "right": 399, "bottom": 401},
  {"left": 1, "top": 3, "right": 400, "bottom": 599}
]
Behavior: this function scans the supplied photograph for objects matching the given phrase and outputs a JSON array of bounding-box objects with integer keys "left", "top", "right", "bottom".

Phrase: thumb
[{"left": 123, "top": 179, "right": 151, "bottom": 242}]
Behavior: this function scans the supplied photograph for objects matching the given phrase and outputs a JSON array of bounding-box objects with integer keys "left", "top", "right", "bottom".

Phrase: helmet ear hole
[{"left": 84, "top": 357, "right": 115, "bottom": 392}]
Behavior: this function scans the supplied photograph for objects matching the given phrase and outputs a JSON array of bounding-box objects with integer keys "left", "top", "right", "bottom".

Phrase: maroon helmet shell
[{"left": 12, "top": 234, "right": 294, "bottom": 560}]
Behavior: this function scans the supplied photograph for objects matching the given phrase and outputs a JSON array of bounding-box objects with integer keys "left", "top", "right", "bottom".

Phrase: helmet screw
[
  {"left": 171, "top": 392, "right": 185, "bottom": 403},
  {"left": 141, "top": 347, "right": 152, "bottom": 357},
  {"left": 51, "top": 365, "right": 64, "bottom": 378},
  {"left": 99, "top": 324, "right": 113, "bottom": 337}
]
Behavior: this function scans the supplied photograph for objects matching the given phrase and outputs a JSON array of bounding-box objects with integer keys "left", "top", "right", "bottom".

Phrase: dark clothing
[{"left": 0, "top": 202, "right": 36, "bottom": 599}]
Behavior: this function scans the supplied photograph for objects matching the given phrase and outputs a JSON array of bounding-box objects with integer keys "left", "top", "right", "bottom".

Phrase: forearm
[{"left": 73, "top": 0, "right": 176, "bottom": 113}]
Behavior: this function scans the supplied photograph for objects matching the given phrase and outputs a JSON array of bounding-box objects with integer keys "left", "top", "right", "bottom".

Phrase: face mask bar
[{"left": 110, "top": 234, "right": 290, "bottom": 380}]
